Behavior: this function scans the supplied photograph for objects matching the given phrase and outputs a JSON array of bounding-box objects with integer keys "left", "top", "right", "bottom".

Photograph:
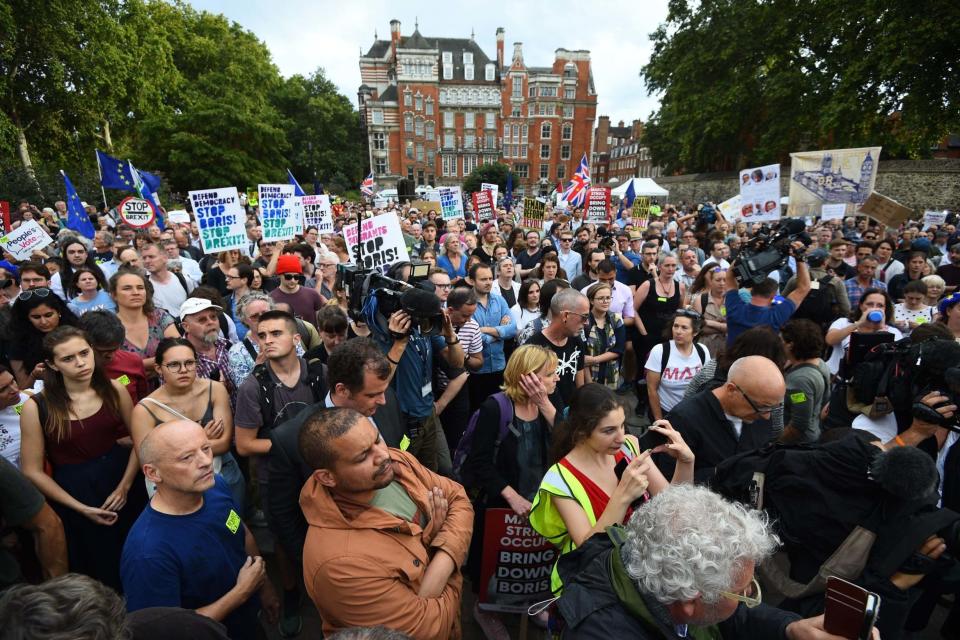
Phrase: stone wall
[{"left": 655, "top": 159, "right": 960, "bottom": 214}]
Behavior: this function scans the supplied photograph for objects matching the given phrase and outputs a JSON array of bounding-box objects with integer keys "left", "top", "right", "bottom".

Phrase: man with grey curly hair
[{"left": 556, "top": 485, "right": 863, "bottom": 639}]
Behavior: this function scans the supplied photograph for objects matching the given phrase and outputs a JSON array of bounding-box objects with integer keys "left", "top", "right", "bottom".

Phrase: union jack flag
[
  {"left": 563, "top": 153, "right": 591, "bottom": 208},
  {"left": 360, "top": 172, "right": 376, "bottom": 197}
]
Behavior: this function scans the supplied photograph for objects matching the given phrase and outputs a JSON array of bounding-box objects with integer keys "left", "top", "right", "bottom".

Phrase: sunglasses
[
  {"left": 17, "top": 287, "right": 52, "bottom": 302},
  {"left": 675, "top": 309, "right": 702, "bottom": 320},
  {"left": 282, "top": 273, "right": 301, "bottom": 281}
]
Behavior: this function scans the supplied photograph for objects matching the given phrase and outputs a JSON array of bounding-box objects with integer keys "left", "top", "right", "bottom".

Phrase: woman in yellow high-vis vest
[{"left": 529, "top": 383, "right": 694, "bottom": 595}]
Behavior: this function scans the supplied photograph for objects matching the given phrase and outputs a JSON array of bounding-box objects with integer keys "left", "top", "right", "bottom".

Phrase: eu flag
[
  {"left": 624, "top": 179, "right": 637, "bottom": 209},
  {"left": 505, "top": 172, "right": 513, "bottom": 213},
  {"left": 61, "top": 171, "right": 96, "bottom": 239},
  {"left": 287, "top": 169, "right": 306, "bottom": 197},
  {"left": 96, "top": 150, "right": 161, "bottom": 193}
]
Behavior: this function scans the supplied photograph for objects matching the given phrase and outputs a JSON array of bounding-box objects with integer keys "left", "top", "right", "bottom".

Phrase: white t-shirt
[
  {"left": 826, "top": 318, "right": 903, "bottom": 375},
  {"left": 645, "top": 340, "right": 712, "bottom": 413},
  {"left": 150, "top": 272, "right": 195, "bottom": 316},
  {"left": 0, "top": 392, "right": 30, "bottom": 468}
]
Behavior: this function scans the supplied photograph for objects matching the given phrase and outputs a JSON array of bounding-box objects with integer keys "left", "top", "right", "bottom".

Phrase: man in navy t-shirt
[
  {"left": 724, "top": 249, "right": 811, "bottom": 345},
  {"left": 121, "top": 421, "right": 279, "bottom": 639}
]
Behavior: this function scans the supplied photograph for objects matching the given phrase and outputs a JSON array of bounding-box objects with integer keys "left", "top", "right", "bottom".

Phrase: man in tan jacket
[{"left": 299, "top": 407, "right": 473, "bottom": 639}]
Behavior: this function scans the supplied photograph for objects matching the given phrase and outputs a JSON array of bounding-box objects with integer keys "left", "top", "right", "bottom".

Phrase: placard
[
  {"left": 739, "top": 163, "right": 782, "bottom": 222},
  {"left": 0, "top": 220, "right": 54, "bottom": 261},
  {"left": 820, "top": 203, "right": 846, "bottom": 221},
  {"left": 118, "top": 197, "right": 157, "bottom": 228},
  {"left": 521, "top": 197, "right": 545, "bottom": 230},
  {"left": 472, "top": 190, "right": 496, "bottom": 222},
  {"left": 342, "top": 212, "right": 410, "bottom": 272},
  {"left": 408, "top": 199, "right": 439, "bottom": 213},
  {"left": 167, "top": 210, "right": 191, "bottom": 224},
  {"left": 302, "top": 194, "right": 333, "bottom": 233},
  {"left": 188, "top": 187, "right": 248, "bottom": 253},
  {"left": 245, "top": 189, "right": 259, "bottom": 207},
  {"left": 477, "top": 509, "right": 556, "bottom": 613},
  {"left": 923, "top": 210, "right": 947, "bottom": 227},
  {"left": 718, "top": 195, "right": 742, "bottom": 222},
  {"left": 859, "top": 192, "right": 912, "bottom": 228},
  {"left": 258, "top": 184, "right": 302, "bottom": 242},
  {"left": 437, "top": 186, "right": 464, "bottom": 221},
  {"left": 585, "top": 187, "right": 611, "bottom": 223},
  {"left": 788, "top": 147, "right": 881, "bottom": 217},
  {"left": 0, "top": 201, "right": 9, "bottom": 233},
  {"left": 481, "top": 182, "right": 499, "bottom": 207}
]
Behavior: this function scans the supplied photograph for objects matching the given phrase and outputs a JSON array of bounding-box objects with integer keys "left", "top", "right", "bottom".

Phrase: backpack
[
  {"left": 452, "top": 392, "right": 514, "bottom": 484},
  {"left": 793, "top": 275, "right": 837, "bottom": 330},
  {"left": 252, "top": 359, "right": 327, "bottom": 431},
  {"left": 659, "top": 340, "right": 706, "bottom": 375}
]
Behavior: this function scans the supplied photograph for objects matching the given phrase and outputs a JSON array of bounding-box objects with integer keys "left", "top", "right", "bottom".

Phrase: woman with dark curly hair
[
  {"left": 779, "top": 319, "right": 831, "bottom": 443},
  {"left": 9, "top": 289, "right": 80, "bottom": 388}
]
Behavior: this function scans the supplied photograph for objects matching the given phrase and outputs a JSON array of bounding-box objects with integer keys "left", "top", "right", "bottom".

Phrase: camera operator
[{"left": 724, "top": 241, "right": 811, "bottom": 345}]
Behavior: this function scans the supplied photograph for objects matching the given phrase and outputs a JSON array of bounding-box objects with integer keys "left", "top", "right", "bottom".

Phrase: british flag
[
  {"left": 360, "top": 172, "right": 376, "bottom": 197},
  {"left": 563, "top": 153, "right": 591, "bottom": 208}
]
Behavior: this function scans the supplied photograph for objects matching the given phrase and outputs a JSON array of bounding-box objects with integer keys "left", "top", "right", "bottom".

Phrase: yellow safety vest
[{"left": 529, "top": 439, "right": 639, "bottom": 594}]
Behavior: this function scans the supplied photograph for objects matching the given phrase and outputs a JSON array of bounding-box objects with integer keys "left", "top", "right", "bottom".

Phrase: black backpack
[
  {"left": 659, "top": 340, "right": 706, "bottom": 374},
  {"left": 793, "top": 275, "right": 837, "bottom": 330},
  {"left": 252, "top": 360, "right": 327, "bottom": 431}
]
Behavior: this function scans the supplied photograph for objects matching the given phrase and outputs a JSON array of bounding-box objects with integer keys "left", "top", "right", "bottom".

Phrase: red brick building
[
  {"left": 358, "top": 20, "right": 597, "bottom": 195},
  {"left": 592, "top": 117, "right": 662, "bottom": 187}
]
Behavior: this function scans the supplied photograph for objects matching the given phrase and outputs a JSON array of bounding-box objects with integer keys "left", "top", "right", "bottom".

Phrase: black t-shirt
[
  {"left": 516, "top": 249, "right": 543, "bottom": 271},
  {"left": 627, "top": 264, "right": 655, "bottom": 288},
  {"left": 826, "top": 260, "right": 856, "bottom": 280},
  {"left": 0, "top": 457, "right": 45, "bottom": 587},
  {"left": 526, "top": 332, "right": 585, "bottom": 415}
]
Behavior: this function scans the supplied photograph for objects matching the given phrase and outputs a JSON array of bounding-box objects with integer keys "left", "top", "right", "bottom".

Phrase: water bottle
[{"left": 866, "top": 310, "right": 883, "bottom": 323}]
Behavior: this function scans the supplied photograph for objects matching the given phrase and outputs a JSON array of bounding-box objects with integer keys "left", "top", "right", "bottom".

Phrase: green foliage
[
  {"left": 642, "top": 0, "right": 960, "bottom": 173},
  {"left": 462, "top": 163, "right": 510, "bottom": 195}
]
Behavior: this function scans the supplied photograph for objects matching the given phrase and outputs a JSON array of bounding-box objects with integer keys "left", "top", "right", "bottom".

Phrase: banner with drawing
[
  {"left": 739, "top": 163, "right": 782, "bottom": 222},
  {"left": 788, "top": 146, "right": 881, "bottom": 218},
  {"left": 342, "top": 212, "right": 410, "bottom": 272}
]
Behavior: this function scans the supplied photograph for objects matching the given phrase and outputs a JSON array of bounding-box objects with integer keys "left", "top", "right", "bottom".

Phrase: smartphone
[
  {"left": 823, "top": 576, "right": 880, "bottom": 640},
  {"left": 644, "top": 424, "right": 671, "bottom": 449}
]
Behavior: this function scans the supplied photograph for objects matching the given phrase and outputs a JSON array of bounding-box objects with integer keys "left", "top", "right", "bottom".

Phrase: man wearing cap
[
  {"left": 180, "top": 298, "right": 235, "bottom": 398},
  {"left": 269, "top": 255, "right": 324, "bottom": 330}
]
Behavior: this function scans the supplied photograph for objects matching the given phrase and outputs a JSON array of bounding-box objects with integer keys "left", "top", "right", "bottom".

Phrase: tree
[{"left": 462, "top": 162, "right": 510, "bottom": 195}]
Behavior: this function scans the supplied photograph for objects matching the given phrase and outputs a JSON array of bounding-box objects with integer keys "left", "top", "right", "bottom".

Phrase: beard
[{"left": 200, "top": 331, "right": 220, "bottom": 346}]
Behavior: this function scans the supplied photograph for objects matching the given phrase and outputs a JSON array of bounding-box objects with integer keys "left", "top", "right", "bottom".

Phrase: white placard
[
  {"left": 438, "top": 186, "right": 464, "bottom": 221},
  {"left": 342, "top": 212, "right": 410, "bottom": 273},
  {"left": 167, "top": 210, "right": 191, "bottom": 224},
  {"left": 923, "top": 210, "right": 947, "bottom": 227},
  {"left": 718, "top": 195, "right": 742, "bottom": 221},
  {"left": 820, "top": 203, "right": 847, "bottom": 221},
  {"left": 302, "top": 195, "right": 333, "bottom": 233},
  {"left": 0, "top": 220, "right": 54, "bottom": 261},
  {"left": 481, "top": 182, "right": 499, "bottom": 207},
  {"left": 258, "top": 184, "right": 302, "bottom": 242},
  {"left": 739, "top": 163, "right": 782, "bottom": 222},
  {"left": 188, "top": 187, "right": 248, "bottom": 253}
]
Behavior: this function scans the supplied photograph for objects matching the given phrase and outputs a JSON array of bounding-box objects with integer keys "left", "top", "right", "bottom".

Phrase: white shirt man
[{"left": 141, "top": 242, "right": 195, "bottom": 316}]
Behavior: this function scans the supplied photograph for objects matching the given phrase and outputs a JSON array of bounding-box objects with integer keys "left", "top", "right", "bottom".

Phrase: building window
[
  {"left": 485, "top": 112, "right": 496, "bottom": 129},
  {"left": 515, "top": 164, "right": 528, "bottom": 179},
  {"left": 425, "top": 99, "right": 434, "bottom": 115},
  {"left": 443, "top": 111, "right": 454, "bottom": 128},
  {"left": 529, "top": 85, "right": 536, "bottom": 98},
  {"left": 562, "top": 124, "right": 573, "bottom": 140},
  {"left": 563, "top": 105, "right": 574, "bottom": 118},
  {"left": 464, "top": 112, "right": 475, "bottom": 129},
  {"left": 372, "top": 109, "right": 384, "bottom": 125},
  {"left": 541, "top": 122, "right": 551, "bottom": 139},
  {"left": 520, "top": 125, "right": 528, "bottom": 144},
  {"left": 427, "top": 149, "right": 435, "bottom": 164},
  {"left": 464, "top": 133, "right": 476, "bottom": 148},
  {"left": 464, "top": 155, "right": 477, "bottom": 174},
  {"left": 557, "top": 164, "right": 566, "bottom": 179},
  {"left": 564, "top": 64, "right": 577, "bottom": 78},
  {"left": 372, "top": 132, "right": 386, "bottom": 150},
  {"left": 404, "top": 113, "right": 413, "bottom": 131},
  {"left": 404, "top": 91, "right": 412, "bottom": 106},
  {"left": 408, "top": 167, "right": 415, "bottom": 181},
  {"left": 443, "top": 133, "right": 455, "bottom": 149},
  {"left": 405, "top": 141, "right": 414, "bottom": 159},
  {"left": 442, "top": 155, "right": 453, "bottom": 177},
  {"left": 512, "top": 75, "right": 523, "bottom": 95},
  {"left": 463, "top": 52, "right": 473, "bottom": 64},
  {"left": 464, "top": 64, "right": 474, "bottom": 80},
  {"left": 485, "top": 155, "right": 497, "bottom": 165},
  {"left": 539, "top": 164, "right": 549, "bottom": 179},
  {"left": 428, "top": 173, "right": 435, "bottom": 184},
  {"left": 540, "top": 144, "right": 550, "bottom": 160},
  {"left": 485, "top": 63, "right": 495, "bottom": 81},
  {"left": 540, "top": 87, "right": 557, "bottom": 97},
  {"left": 417, "top": 170, "right": 424, "bottom": 185},
  {"left": 416, "top": 143, "right": 424, "bottom": 162},
  {"left": 374, "top": 157, "right": 387, "bottom": 174},
  {"left": 512, "top": 106, "right": 521, "bottom": 117},
  {"left": 415, "top": 118, "right": 424, "bottom": 137},
  {"left": 485, "top": 132, "right": 496, "bottom": 149},
  {"left": 443, "top": 64, "right": 453, "bottom": 80},
  {"left": 442, "top": 51, "right": 453, "bottom": 63},
  {"left": 415, "top": 95, "right": 422, "bottom": 111},
  {"left": 564, "top": 87, "right": 575, "bottom": 99},
  {"left": 425, "top": 121, "right": 435, "bottom": 141},
  {"left": 561, "top": 144, "right": 571, "bottom": 160}
]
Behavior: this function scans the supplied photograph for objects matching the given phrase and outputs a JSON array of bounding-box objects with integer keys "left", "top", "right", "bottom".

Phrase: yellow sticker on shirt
[
  {"left": 657, "top": 296, "right": 668, "bottom": 302},
  {"left": 790, "top": 392, "right": 807, "bottom": 404},
  {"left": 116, "top": 374, "right": 131, "bottom": 386},
  {"left": 720, "top": 306, "right": 726, "bottom": 317},
  {"left": 225, "top": 509, "right": 241, "bottom": 534},
  {"left": 400, "top": 435, "right": 411, "bottom": 451},
  {"left": 13, "top": 403, "right": 24, "bottom": 415}
]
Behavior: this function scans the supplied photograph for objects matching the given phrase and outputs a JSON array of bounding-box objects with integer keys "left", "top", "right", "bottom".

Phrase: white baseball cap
[{"left": 179, "top": 297, "right": 222, "bottom": 321}]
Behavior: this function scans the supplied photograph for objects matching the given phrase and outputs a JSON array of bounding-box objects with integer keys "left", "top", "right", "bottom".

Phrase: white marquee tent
[{"left": 610, "top": 177, "right": 669, "bottom": 199}]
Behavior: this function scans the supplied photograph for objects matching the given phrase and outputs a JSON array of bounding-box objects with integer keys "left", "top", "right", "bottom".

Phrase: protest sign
[
  {"left": 522, "top": 197, "right": 545, "bottom": 230},
  {"left": 585, "top": 187, "right": 611, "bottom": 223},
  {"left": 477, "top": 509, "right": 556, "bottom": 613},
  {"left": 0, "top": 201, "right": 9, "bottom": 233},
  {"left": 481, "top": 182, "right": 499, "bottom": 206},
  {"left": 258, "top": 184, "right": 303, "bottom": 242},
  {"left": 167, "top": 210, "right": 191, "bottom": 224},
  {"left": 342, "top": 212, "right": 410, "bottom": 273},
  {"left": 245, "top": 189, "right": 259, "bottom": 207},
  {"left": 739, "top": 163, "right": 782, "bottom": 223},
  {"left": 302, "top": 194, "right": 333, "bottom": 233},
  {"left": 820, "top": 203, "right": 846, "bottom": 221},
  {"left": 554, "top": 193, "right": 568, "bottom": 211},
  {"left": 409, "top": 199, "right": 438, "bottom": 213},
  {"left": 0, "top": 220, "right": 53, "bottom": 260},
  {"left": 188, "top": 187, "right": 248, "bottom": 253},
  {"left": 472, "top": 190, "right": 496, "bottom": 222},
  {"left": 438, "top": 186, "right": 464, "bottom": 221},
  {"left": 631, "top": 196, "right": 651, "bottom": 231},
  {"left": 118, "top": 197, "right": 157, "bottom": 228},
  {"left": 718, "top": 195, "right": 742, "bottom": 222},
  {"left": 788, "top": 147, "right": 881, "bottom": 217},
  {"left": 923, "top": 210, "right": 947, "bottom": 227},
  {"left": 858, "top": 192, "right": 912, "bottom": 228}
]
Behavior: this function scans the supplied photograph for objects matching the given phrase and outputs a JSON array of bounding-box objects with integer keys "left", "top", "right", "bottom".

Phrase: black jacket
[
  {"left": 652, "top": 390, "right": 772, "bottom": 484},
  {"left": 266, "top": 388, "right": 406, "bottom": 561},
  {"left": 557, "top": 528, "right": 799, "bottom": 640}
]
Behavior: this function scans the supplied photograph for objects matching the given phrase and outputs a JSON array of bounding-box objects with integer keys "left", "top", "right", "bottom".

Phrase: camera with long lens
[
  {"left": 598, "top": 235, "right": 616, "bottom": 253},
  {"left": 912, "top": 361, "right": 960, "bottom": 433},
  {"left": 338, "top": 260, "right": 444, "bottom": 337},
  {"left": 732, "top": 218, "right": 810, "bottom": 286}
]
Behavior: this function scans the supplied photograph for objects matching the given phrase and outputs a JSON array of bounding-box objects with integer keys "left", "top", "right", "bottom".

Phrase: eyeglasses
[
  {"left": 434, "top": 283, "right": 452, "bottom": 290},
  {"left": 162, "top": 359, "right": 197, "bottom": 372},
  {"left": 733, "top": 383, "right": 782, "bottom": 415},
  {"left": 719, "top": 577, "right": 762, "bottom": 609},
  {"left": 17, "top": 288, "right": 52, "bottom": 302},
  {"left": 593, "top": 296, "right": 612, "bottom": 302},
  {"left": 565, "top": 311, "right": 591, "bottom": 323}
]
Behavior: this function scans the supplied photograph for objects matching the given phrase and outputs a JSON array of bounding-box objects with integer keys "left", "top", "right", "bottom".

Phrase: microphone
[{"left": 870, "top": 446, "right": 939, "bottom": 500}]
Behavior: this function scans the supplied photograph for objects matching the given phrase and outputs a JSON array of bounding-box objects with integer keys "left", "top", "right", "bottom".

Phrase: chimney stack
[
  {"left": 596, "top": 116, "right": 611, "bottom": 153},
  {"left": 390, "top": 19, "right": 401, "bottom": 58},
  {"left": 496, "top": 28, "right": 505, "bottom": 68},
  {"left": 512, "top": 42, "right": 524, "bottom": 65}
]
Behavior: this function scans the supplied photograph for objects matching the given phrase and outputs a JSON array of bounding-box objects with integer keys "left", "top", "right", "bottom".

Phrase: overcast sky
[{"left": 188, "top": 0, "right": 669, "bottom": 126}]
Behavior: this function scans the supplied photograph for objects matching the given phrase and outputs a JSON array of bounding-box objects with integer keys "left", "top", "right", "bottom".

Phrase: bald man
[
  {"left": 648, "top": 356, "right": 785, "bottom": 483},
  {"left": 120, "top": 421, "right": 279, "bottom": 640}
]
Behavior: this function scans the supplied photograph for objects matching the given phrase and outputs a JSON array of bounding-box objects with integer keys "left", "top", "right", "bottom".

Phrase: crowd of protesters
[{"left": 0, "top": 192, "right": 958, "bottom": 640}]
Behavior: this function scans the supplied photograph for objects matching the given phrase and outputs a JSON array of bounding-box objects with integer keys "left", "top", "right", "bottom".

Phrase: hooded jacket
[
  {"left": 556, "top": 527, "right": 799, "bottom": 640},
  {"left": 300, "top": 449, "right": 473, "bottom": 639}
]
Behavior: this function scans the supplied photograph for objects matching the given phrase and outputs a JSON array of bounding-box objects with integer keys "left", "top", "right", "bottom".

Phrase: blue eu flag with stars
[
  {"left": 61, "top": 171, "right": 96, "bottom": 239},
  {"left": 96, "top": 150, "right": 161, "bottom": 194}
]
